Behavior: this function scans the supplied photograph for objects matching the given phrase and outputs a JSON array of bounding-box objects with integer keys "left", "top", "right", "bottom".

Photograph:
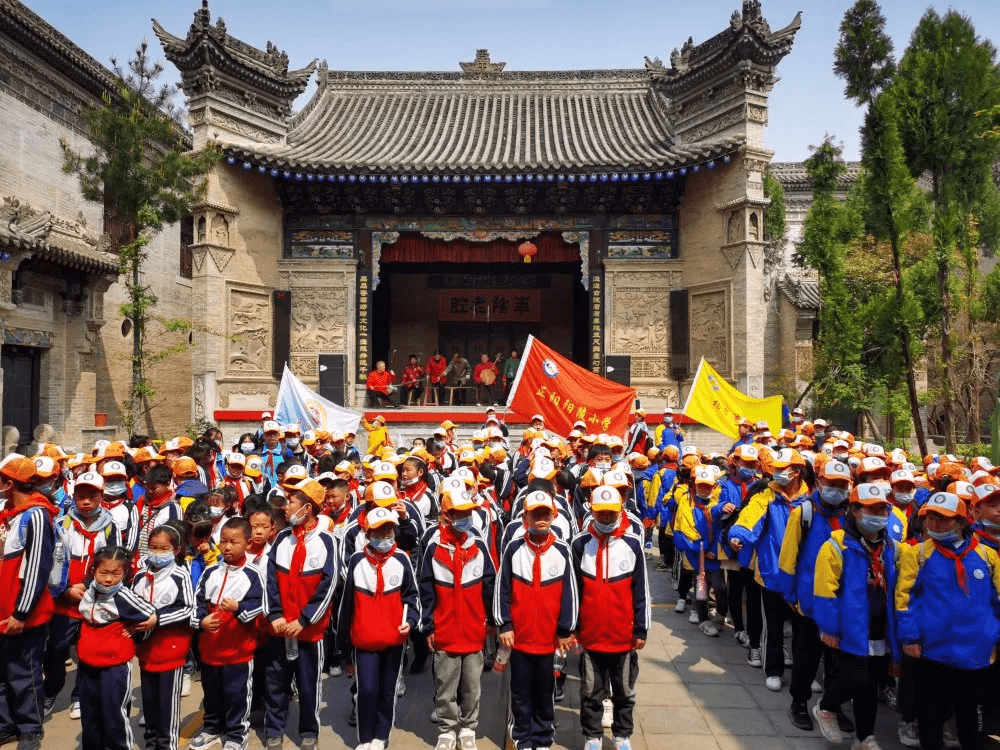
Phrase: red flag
[{"left": 506, "top": 336, "right": 636, "bottom": 437}]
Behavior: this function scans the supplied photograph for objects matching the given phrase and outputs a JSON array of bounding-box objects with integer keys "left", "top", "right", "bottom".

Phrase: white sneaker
[
  {"left": 223, "top": 741, "right": 248, "bottom": 750},
  {"left": 181, "top": 673, "right": 193, "bottom": 697},
  {"left": 434, "top": 734, "right": 457, "bottom": 750},
  {"left": 711, "top": 612, "right": 726, "bottom": 627},
  {"left": 898, "top": 720, "right": 920, "bottom": 748},
  {"left": 812, "top": 704, "right": 845, "bottom": 743},
  {"left": 943, "top": 722, "right": 960, "bottom": 749},
  {"left": 747, "top": 648, "right": 763, "bottom": 668},
  {"left": 369, "top": 741, "right": 386, "bottom": 750},
  {"left": 765, "top": 676, "right": 782, "bottom": 692},
  {"left": 851, "top": 736, "right": 882, "bottom": 750},
  {"left": 329, "top": 665, "right": 343, "bottom": 677},
  {"left": 355, "top": 745, "right": 370, "bottom": 750},
  {"left": 188, "top": 732, "right": 222, "bottom": 750},
  {"left": 688, "top": 610, "right": 700, "bottom": 624},
  {"left": 69, "top": 701, "right": 81, "bottom": 720},
  {"left": 811, "top": 679, "right": 823, "bottom": 694},
  {"left": 583, "top": 739, "right": 602, "bottom": 750},
  {"left": 457, "top": 728, "right": 477, "bottom": 750},
  {"left": 674, "top": 598, "right": 686, "bottom": 613},
  {"left": 602, "top": 698, "right": 613, "bottom": 728},
  {"left": 699, "top": 621, "right": 719, "bottom": 637},
  {"left": 395, "top": 675, "right": 406, "bottom": 697},
  {"left": 430, "top": 707, "right": 440, "bottom": 722}
]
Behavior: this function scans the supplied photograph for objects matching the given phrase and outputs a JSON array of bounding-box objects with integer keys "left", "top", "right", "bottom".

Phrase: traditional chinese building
[{"left": 152, "top": 0, "right": 801, "bottom": 433}]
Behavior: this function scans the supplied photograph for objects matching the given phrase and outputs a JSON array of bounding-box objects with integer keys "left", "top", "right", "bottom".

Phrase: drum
[{"left": 480, "top": 369, "right": 496, "bottom": 386}]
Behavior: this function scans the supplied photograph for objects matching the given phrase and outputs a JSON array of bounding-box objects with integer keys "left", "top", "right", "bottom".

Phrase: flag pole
[{"left": 680, "top": 357, "right": 705, "bottom": 417}]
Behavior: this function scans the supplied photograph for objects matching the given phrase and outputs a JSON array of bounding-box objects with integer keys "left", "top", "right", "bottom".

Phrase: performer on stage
[
  {"left": 366, "top": 360, "right": 400, "bottom": 408},
  {"left": 401, "top": 355, "right": 425, "bottom": 405},
  {"left": 502, "top": 349, "right": 520, "bottom": 400},
  {"left": 473, "top": 353, "right": 501, "bottom": 407},
  {"left": 426, "top": 350, "right": 448, "bottom": 404},
  {"left": 444, "top": 351, "right": 471, "bottom": 406}
]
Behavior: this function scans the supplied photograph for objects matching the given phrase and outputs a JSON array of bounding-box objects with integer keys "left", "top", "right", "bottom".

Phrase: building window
[{"left": 180, "top": 215, "right": 193, "bottom": 279}]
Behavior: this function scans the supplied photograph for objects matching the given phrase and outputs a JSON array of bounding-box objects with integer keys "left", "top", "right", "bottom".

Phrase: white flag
[{"left": 274, "top": 364, "right": 361, "bottom": 435}]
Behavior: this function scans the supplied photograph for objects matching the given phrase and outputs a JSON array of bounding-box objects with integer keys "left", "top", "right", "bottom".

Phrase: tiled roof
[
  {"left": 229, "top": 67, "right": 743, "bottom": 176},
  {"left": 0, "top": 199, "right": 119, "bottom": 276},
  {"left": 777, "top": 273, "right": 820, "bottom": 310},
  {"left": 769, "top": 161, "right": 862, "bottom": 192}
]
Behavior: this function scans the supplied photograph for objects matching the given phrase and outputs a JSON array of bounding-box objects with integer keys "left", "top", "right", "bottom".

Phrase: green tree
[
  {"left": 892, "top": 9, "right": 1000, "bottom": 450},
  {"left": 833, "top": 0, "right": 896, "bottom": 107},
  {"left": 762, "top": 169, "right": 787, "bottom": 275},
  {"left": 61, "top": 42, "right": 220, "bottom": 435}
]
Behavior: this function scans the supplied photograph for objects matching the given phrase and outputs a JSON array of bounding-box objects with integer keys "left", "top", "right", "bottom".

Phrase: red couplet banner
[{"left": 506, "top": 335, "right": 636, "bottom": 437}]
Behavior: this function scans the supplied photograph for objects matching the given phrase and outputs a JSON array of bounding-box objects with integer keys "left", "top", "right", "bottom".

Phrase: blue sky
[{"left": 24, "top": 0, "right": 1000, "bottom": 162}]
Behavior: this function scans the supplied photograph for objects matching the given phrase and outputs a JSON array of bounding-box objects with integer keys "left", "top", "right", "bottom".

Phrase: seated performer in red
[
  {"left": 473, "top": 353, "right": 500, "bottom": 407},
  {"left": 366, "top": 360, "right": 400, "bottom": 408},
  {"left": 426, "top": 350, "right": 448, "bottom": 404},
  {"left": 401, "top": 355, "right": 425, "bottom": 405}
]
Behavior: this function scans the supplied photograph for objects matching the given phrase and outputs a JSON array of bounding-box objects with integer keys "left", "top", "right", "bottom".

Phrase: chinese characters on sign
[
  {"left": 533, "top": 383, "right": 614, "bottom": 433},
  {"left": 438, "top": 289, "right": 541, "bottom": 322}
]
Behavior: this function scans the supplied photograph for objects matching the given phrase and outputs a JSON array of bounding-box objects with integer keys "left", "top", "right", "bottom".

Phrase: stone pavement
[{"left": 41, "top": 550, "right": 998, "bottom": 749}]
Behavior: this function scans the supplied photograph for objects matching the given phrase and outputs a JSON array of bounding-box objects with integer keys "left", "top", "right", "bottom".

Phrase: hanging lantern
[{"left": 518, "top": 240, "right": 538, "bottom": 264}]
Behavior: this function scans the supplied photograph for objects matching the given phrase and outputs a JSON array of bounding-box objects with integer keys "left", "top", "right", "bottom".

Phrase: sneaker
[
  {"left": 329, "top": 665, "right": 343, "bottom": 677},
  {"left": 355, "top": 745, "right": 370, "bottom": 750},
  {"left": 943, "top": 722, "right": 959, "bottom": 749},
  {"left": 396, "top": 674, "right": 406, "bottom": 697},
  {"left": 699, "top": 621, "right": 719, "bottom": 637},
  {"left": 688, "top": 610, "right": 700, "bottom": 624},
  {"left": 644, "top": 541, "right": 653, "bottom": 549},
  {"left": 42, "top": 697, "right": 54, "bottom": 718},
  {"left": 265, "top": 739, "right": 282, "bottom": 749},
  {"left": 14, "top": 735, "right": 40, "bottom": 750},
  {"left": 851, "top": 737, "right": 882, "bottom": 750},
  {"left": 734, "top": 630, "right": 750, "bottom": 648},
  {"left": 711, "top": 612, "right": 726, "bottom": 627},
  {"left": 181, "top": 673, "right": 193, "bottom": 697},
  {"left": 138, "top": 712, "right": 145, "bottom": 727},
  {"left": 435, "top": 734, "right": 457, "bottom": 750},
  {"left": 812, "top": 705, "right": 845, "bottom": 743},
  {"left": 674, "top": 598, "right": 686, "bottom": 613},
  {"left": 430, "top": 707, "right": 440, "bottom": 722},
  {"left": 554, "top": 683, "right": 565, "bottom": 703},
  {"left": 655, "top": 561, "right": 669, "bottom": 570},
  {"left": 602, "top": 698, "right": 613, "bottom": 728},
  {"left": 788, "top": 701, "right": 813, "bottom": 731},
  {"left": 301, "top": 739, "right": 318, "bottom": 750},
  {"left": 747, "top": 648, "right": 763, "bottom": 668},
  {"left": 188, "top": 732, "right": 222, "bottom": 750},
  {"left": 69, "top": 702, "right": 81, "bottom": 720},
  {"left": 458, "top": 729, "right": 477, "bottom": 750},
  {"left": 613, "top": 738, "right": 632, "bottom": 750},
  {"left": 223, "top": 742, "right": 248, "bottom": 750},
  {"left": 765, "top": 676, "right": 782, "bottom": 692},
  {"left": 369, "top": 740, "right": 386, "bottom": 750},
  {"left": 836, "top": 710, "right": 855, "bottom": 734},
  {"left": 811, "top": 680, "right": 823, "bottom": 694},
  {"left": 584, "top": 740, "right": 602, "bottom": 750},
  {"left": 898, "top": 720, "right": 920, "bottom": 748},
  {"left": 783, "top": 646, "right": 793, "bottom": 667}
]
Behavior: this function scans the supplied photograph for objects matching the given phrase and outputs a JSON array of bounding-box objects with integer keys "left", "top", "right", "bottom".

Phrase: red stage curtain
[{"left": 381, "top": 232, "right": 580, "bottom": 264}]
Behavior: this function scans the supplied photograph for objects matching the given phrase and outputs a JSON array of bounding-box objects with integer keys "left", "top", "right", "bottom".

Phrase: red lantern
[{"left": 518, "top": 240, "right": 537, "bottom": 264}]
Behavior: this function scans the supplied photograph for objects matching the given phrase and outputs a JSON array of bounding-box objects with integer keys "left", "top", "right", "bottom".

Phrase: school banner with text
[
  {"left": 681, "top": 357, "right": 782, "bottom": 439},
  {"left": 506, "top": 335, "right": 636, "bottom": 436}
]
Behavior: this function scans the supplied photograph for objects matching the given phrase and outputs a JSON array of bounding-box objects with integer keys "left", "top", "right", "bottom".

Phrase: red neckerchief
[
  {"left": 248, "top": 540, "right": 268, "bottom": 565},
  {"left": 525, "top": 531, "right": 557, "bottom": 596},
  {"left": 70, "top": 516, "right": 102, "bottom": 561},
  {"left": 0, "top": 494, "right": 58, "bottom": 528},
  {"left": 591, "top": 514, "right": 629, "bottom": 582},
  {"left": 692, "top": 494, "right": 714, "bottom": 548},
  {"left": 400, "top": 480, "right": 428, "bottom": 504},
  {"left": 213, "top": 558, "right": 246, "bottom": 609},
  {"left": 102, "top": 496, "right": 127, "bottom": 510},
  {"left": 975, "top": 527, "right": 1000, "bottom": 549},
  {"left": 363, "top": 542, "right": 398, "bottom": 596},
  {"left": 286, "top": 521, "right": 317, "bottom": 621},
  {"left": 327, "top": 503, "right": 351, "bottom": 527},
  {"left": 859, "top": 536, "right": 887, "bottom": 591},
  {"left": 435, "top": 525, "right": 478, "bottom": 598},
  {"left": 933, "top": 536, "right": 979, "bottom": 596}
]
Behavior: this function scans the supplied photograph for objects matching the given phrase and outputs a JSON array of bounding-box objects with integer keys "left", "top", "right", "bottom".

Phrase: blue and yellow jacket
[
  {"left": 813, "top": 527, "right": 900, "bottom": 660},
  {"left": 674, "top": 485, "right": 725, "bottom": 572},
  {"left": 650, "top": 465, "right": 678, "bottom": 528},
  {"left": 895, "top": 536, "right": 1000, "bottom": 670},
  {"left": 728, "top": 482, "right": 809, "bottom": 590},
  {"left": 887, "top": 505, "right": 910, "bottom": 544},
  {"left": 776, "top": 495, "right": 846, "bottom": 618},
  {"left": 973, "top": 524, "right": 1000, "bottom": 553}
]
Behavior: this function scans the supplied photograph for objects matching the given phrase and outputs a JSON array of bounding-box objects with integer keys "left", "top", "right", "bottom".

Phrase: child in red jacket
[
  {"left": 189, "top": 517, "right": 265, "bottom": 750},
  {"left": 77, "top": 547, "right": 157, "bottom": 750},
  {"left": 132, "top": 525, "right": 195, "bottom": 750},
  {"left": 338, "top": 506, "right": 420, "bottom": 750}
]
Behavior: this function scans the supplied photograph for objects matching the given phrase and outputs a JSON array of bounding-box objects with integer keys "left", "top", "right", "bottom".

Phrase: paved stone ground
[{"left": 42, "top": 550, "right": 1000, "bottom": 748}]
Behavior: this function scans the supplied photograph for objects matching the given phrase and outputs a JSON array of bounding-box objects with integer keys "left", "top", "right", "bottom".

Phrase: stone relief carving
[
  {"left": 227, "top": 287, "right": 270, "bottom": 374},
  {"left": 561, "top": 232, "right": 590, "bottom": 290},
  {"left": 290, "top": 356, "right": 318, "bottom": 379},
  {"left": 637, "top": 386, "right": 680, "bottom": 407},
  {"left": 612, "top": 271, "right": 683, "bottom": 287},
  {"left": 291, "top": 288, "right": 348, "bottom": 353},
  {"left": 211, "top": 214, "right": 230, "bottom": 246},
  {"left": 218, "top": 382, "right": 278, "bottom": 408},
  {"left": 612, "top": 289, "right": 669, "bottom": 354},
  {"left": 727, "top": 211, "right": 744, "bottom": 244},
  {"left": 796, "top": 345, "right": 814, "bottom": 379},
  {"left": 194, "top": 376, "right": 206, "bottom": 419},
  {"left": 631, "top": 358, "right": 672, "bottom": 379},
  {"left": 690, "top": 290, "right": 729, "bottom": 373},
  {"left": 370, "top": 232, "right": 400, "bottom": 290}
]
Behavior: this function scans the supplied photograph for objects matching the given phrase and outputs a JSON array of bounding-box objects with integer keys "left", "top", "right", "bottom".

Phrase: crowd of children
[{"left": 0, "top": 405, "right": 997, "bottom": 750}]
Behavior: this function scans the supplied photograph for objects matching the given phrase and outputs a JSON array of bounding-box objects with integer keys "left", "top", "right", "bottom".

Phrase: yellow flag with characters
[{"left": 681, "top": 358, "right": 783, "bottom": 439}]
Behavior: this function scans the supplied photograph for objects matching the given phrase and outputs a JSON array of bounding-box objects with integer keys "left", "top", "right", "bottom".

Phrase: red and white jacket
[
  {"left": 194, "top": 558, "right": 264, "bottom": 666},
  {"left": 493, "top": 531, "right": 578, "bottom": 655},
  {"left": 100, "top": 496, "right": 139, "bottom": 553},
  {"left": 50, "top": 509, "right": 120, "bottom": 619},
  {"left": 132, "top": 561, "right": 195, "bottom": 671},
  {"left": 337, "top": 544, "right": 420, "bottom": 653},
  {"left": 0, "top": 494, "right": 57, "bottom": 631},
  {"left": 264, "top": 524, "right": 337, "bottom": 642},
  {"left": 77, "top": 583, "right": 156, "bottom": 667},
  {"left": 418, "top": 526, "right": 496, "bottom": 654},
  {"left": 571, "top": 521, "right": 650, "bottom": 653}
]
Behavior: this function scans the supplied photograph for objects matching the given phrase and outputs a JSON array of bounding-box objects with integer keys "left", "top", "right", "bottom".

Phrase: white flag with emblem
[{"left": 275, "top": 363, "right": 361, "bottom": 435}]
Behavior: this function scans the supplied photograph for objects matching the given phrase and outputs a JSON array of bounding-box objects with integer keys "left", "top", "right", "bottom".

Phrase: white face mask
[
  {"left": 288, "top": 507, "right": 309, "bottom": 526},
  {"left": 286, "top": 439, "right": 300, "bottom": 449}
]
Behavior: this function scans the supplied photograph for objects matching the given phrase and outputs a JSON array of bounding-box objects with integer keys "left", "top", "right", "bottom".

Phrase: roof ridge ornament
[{"left": 460, "top": 49, "right": 506, "bottom": 78}]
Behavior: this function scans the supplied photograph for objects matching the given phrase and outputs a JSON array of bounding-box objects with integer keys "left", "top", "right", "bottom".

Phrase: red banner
[
  {"left": 438, "top": 289, "right": 541, "bottom": 322},
  {"left": 506, "top": 336, "right": 636, "bottom": 437}
]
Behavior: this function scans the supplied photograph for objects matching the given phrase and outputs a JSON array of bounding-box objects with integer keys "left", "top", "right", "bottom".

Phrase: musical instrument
[{"left": 480, "top": 369, "right": 496, "bottom": 386}]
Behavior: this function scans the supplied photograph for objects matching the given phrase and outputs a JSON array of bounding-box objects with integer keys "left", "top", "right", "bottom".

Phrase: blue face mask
[
  {"left": 928, "top": 528, "right": 961, "bottom": 545},
  {"left": 819, "top": 486, "right": 849, "bottom": 506},
  {"left": 146, "top": 553, "right": 175, "bottom": 570},
  {"left": 451, "top": 517, "right": 474, "bottom": 534},
  {"left": 94, "top": 581, "right": 123, "bottom": 597},
  {"left": 856, "top": 512, "right": 888, "bottom": 535},
  {"left": 773, "top": 470, "right": 795, "bottom": 486},
  {"left": 593, "top": 518, "right": 619, "bottom": 535},
  {"left": 370, "top": 536, "right": 394, "bottom": 553},
  {"left": 737, "top": 467, "right": 755, "bottom": 482}
]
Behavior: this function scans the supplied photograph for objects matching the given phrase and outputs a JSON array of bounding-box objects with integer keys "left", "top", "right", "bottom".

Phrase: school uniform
[
  {"left": 0, "top": 495, "right": 57, "bottom": 740},
  {"left": 76, "top": 583, "right": 157, "bottom": 750},
  {"left": 419, "top": 526, "right": 496, "bottom": 740},
  {"left": 44, "top": 508, "right": 119, "bottom": 705},
  {"left": 133, "top": 561, "right": 196, "bottom": 750},
  {"left": 102, "top": 495, "right": 140, "bottom": 553},
  {"left": 194, "top": 558, "right": 264, "bottom": 747},
  {"left": 398, "top": 480, "right": 437, "bottom": 523},
  {"left": 341, "top": 504, "right": 423, "bottom": 577},
  {"left": 571, "top": 519, "right": 649, "bottom": 742},
  {"left": 137, "top": 493, "right": 184, "bottom": 558},
  {"left": 493, "top": 532, "right": 578, "bottom": 750},
  {"left": 263, "top": 523, "right": 337, "bottom": 744},
  {"left": 338, "top": 544, "right": 420, "bottom": 747}
]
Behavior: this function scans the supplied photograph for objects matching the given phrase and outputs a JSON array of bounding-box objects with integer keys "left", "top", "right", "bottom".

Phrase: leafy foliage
[{"left": 833, "top": 0, "right": 896, "bottom": 107}]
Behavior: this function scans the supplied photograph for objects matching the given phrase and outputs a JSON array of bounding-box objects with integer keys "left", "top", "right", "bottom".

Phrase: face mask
[
  {"left": 401, "top": 476, "right": 419, "bottom": 488},
  {"left": 370, "top": 536, "right": 394, "bottom": 553},
  {"left": 737, "top": 467, "right": 755, "bottom": 482},
  {"left": 208, "top": 506, "right": 224, "bottom": 518},
  {"left": 146, "top": 552, "right": 175, "bottom": 569},
  {"left": 664, "top": 417, "right": 673, "bottom": 425},
  {"left": 612, "top": 453, "right": 624, "bottom": 462},
  {"left": 289, "top": 507, "right": 309, "bottom": 526},
  {"left": 695, "top": 491, "right": 712, "bottom": 502},
  {"left": 595, "top": 461, "right": 611, "bottom": 471},
  {"left": 819, "top": 486, "right": 849, "bottom": 506},
  {"left": 791, "top": 417, "right": 802, "bottom": 425},
  {"left": 286, "top": 439, "right": 300, "bottom": 449},
  {"left": 451, "top": 516, "right": 474, "bottom": 534},
  {"left": 37, "top": 480, "right": 57, "bottom": 495},
  {"left": 94, "top": 581, "right": 123, "bottom": 596},
  {"left": 354, "top": 470, "right": 364, "bottom": 480},
  {"left": 928, "top": 528, "right": 961, "bottom": 544},
  {"left": 815, "top": 432, "right": 826, "bottom": 442},
  {"left": 104, "top": 481, "right": 128, "bottom": 497},
  {"left": 833, "top": 452, "right": 847, "bottom": 461},
  {"left": 241, "top": 443, "right": 255, "bottom": 454},
  {"left": 893, "top": 492, "right": 914, "bottom": 506},
  {"left": 76, "top": 505, "right": 101, "bottom": 519},
  {"left": 772, "top": 470, "right": 795, "bottom": 486},
  {"left": 857, "top": 512, "right": 888, "bottom": 534},
  {"left": 593, "top": 518, "right": 619, "bottom": 535}
]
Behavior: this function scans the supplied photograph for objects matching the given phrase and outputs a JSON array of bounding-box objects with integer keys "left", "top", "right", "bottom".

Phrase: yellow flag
[{"left": 681, "top": 358, "right": 783, "bottom": 440}]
